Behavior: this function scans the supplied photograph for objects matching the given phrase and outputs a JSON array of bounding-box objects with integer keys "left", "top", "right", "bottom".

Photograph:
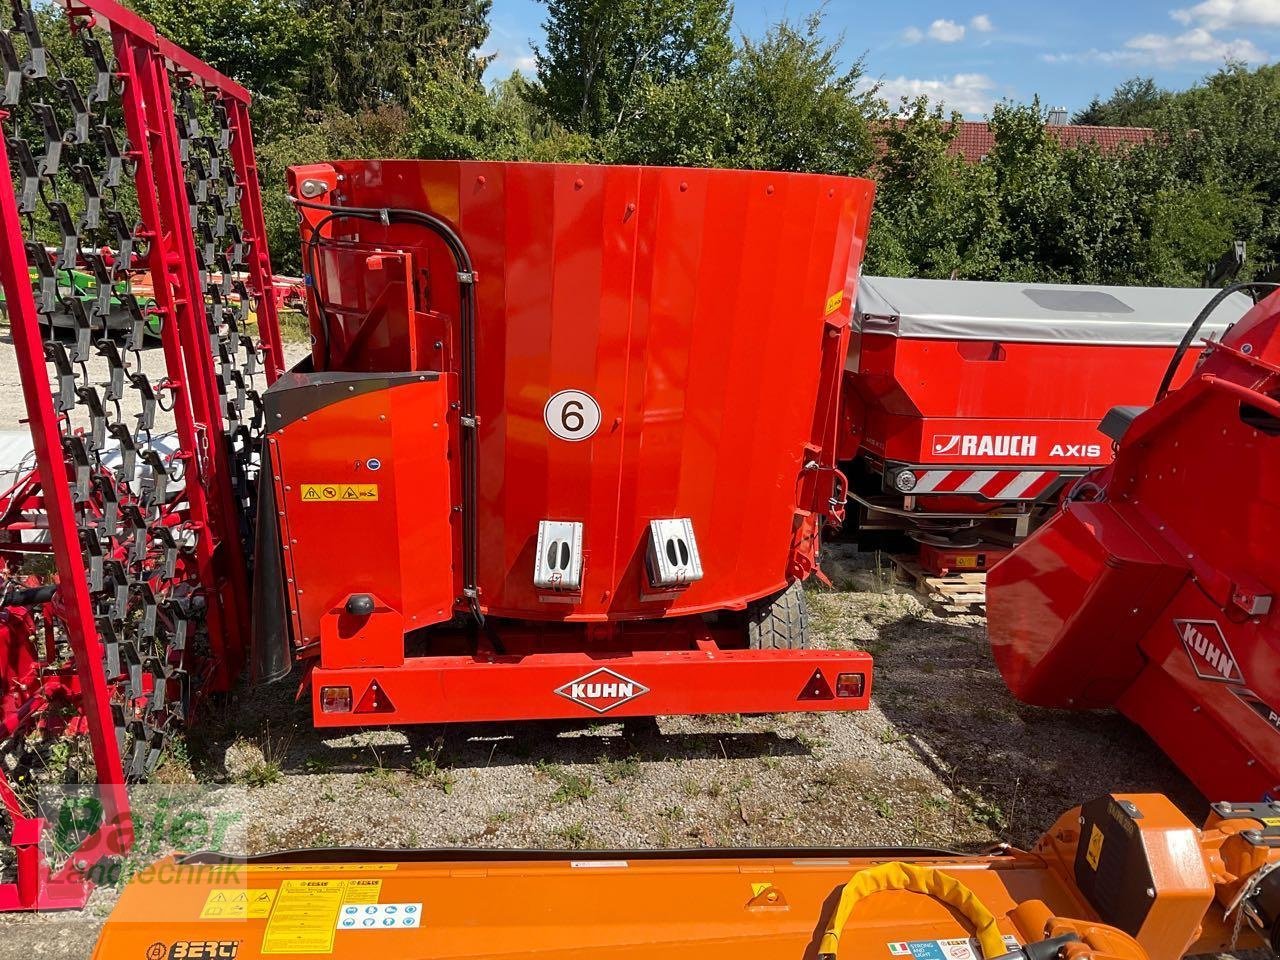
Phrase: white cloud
[
  {"left": 1044, "top": 25, "right": 1269, "bottom": 66},
  {"left": 970, "top": 13, "right": 995, "bottom": 32},
  {"left": 877, "top": 73, "right": 997, "bottom": 118},
  {"left": 1173, "top": 0, "right": 1280, "bottom": 29},
  {"left": 928, "top": 18, "right": 967, "bottom": 42},
  {"left": 1126, "top": 27, "right": 1267, "bottom": 62},
  {"left": 902, "top": 25, "right": 924, "bottom": 43}
]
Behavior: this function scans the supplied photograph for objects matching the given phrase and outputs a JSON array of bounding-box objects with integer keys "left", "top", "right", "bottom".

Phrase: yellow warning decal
[
  {"left": 1264, "top": 817, "right": 1280, "bottom": 827},
  {"left": 750, "top": 882, "right": 772, "bottom": 897},
  {"left": 824, "top": 291, "right": 844, "bottom": 315},
  {"left": 955, "top": 555, "right": 979, "bottom": 569},
  {"left": 200, "top": 888, "right": 277, "bottom": 919},
  {"left": 300, "top": 484, "right": 379, "bottom": 503},
  {"left": 343, "top": 879, "right": 383, "bottom": 904},
  {"left": 262, "top": 879, "right": 346, "bottom": 954},
  {"left": 1086, "top": 824, "right": 1104, "bottom": 870}
]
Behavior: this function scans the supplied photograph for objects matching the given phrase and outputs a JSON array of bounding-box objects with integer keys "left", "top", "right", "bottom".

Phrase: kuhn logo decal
[
  {"left": 932, "top": 434, "right": 1037, "bottom": 458},
  {"left": 554, "top": 668, "right": 649, "bottom": 713},
  {"left": 1176, "top": 619, "right": 1243, "bottom": 684}
]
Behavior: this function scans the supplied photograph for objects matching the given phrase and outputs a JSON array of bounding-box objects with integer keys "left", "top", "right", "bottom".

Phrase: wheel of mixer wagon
[{"left": 746, "top": 580, "right": 810, "bottom": 650}]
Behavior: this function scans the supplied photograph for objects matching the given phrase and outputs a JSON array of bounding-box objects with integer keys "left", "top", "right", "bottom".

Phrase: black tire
[{"left": 746, "top": 580, "right": 809, "bottom": 650}]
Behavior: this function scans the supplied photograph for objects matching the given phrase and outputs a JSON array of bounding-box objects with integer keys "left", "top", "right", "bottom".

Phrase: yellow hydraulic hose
[{"left": 818, "top": 862, "right": 1007, "bottom": 960}]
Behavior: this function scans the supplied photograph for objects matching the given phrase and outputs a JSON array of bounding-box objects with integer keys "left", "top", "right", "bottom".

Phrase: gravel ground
[
  {"left": 0, "top": 544, "right": 1215, "bottom": 958},
  {"left": 0, "top": 336, "right": 1237, "bottom": 959}
]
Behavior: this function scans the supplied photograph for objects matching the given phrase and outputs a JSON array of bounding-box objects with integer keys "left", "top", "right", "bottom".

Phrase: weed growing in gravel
[
  {"left": 242, "top": 761, "right": 282, "bottom": 788},
  {"left": 411, "top": 753, "right": 457, "bottom": 794},
  {"left": 359, "top": 765, "right": 402, "bottom": 798},
  {"left": 551, "top": 772, "right": 595, "bottom": 804},
  {"left": 236, "top": 726, "right": 292, "bottom": 788},
  {"left": 304, "top": 755, "right": 333, "bottom": 774},
  {"left": 554, "top": 822, "right": 591, "bottom": 848},
  {"left": 878, "top": 726, "right": 905, "bottom": 745},
  {"left": 598, "top": 754, "right": 641, "bottom": 783}
]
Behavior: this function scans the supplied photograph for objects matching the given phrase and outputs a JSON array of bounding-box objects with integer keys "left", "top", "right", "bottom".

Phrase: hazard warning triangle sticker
[
  {"left": 355, "top": 681, "right": 396, "bottom": 714},
  {"left": 797, "top": 669, "right": 834, "bottom": 701}
]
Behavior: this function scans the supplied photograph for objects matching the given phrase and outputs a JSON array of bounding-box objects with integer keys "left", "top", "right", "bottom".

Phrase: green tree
[
  {"left": 131, "top": 0, "right": 333, "bottom": 136},
  {"left": 532, "top": 0, "right": 732, "bottom": 140},
  {"left": 717, "top": 13, "right": 880, "bottom": 175},
  {"left": 314, "top": 0, "right": 495, "bottom": 113},
  {"left": 864, "top": 99, "right": 1000, "bottom": 279},
  {"left": 1072, "top": 77, "right": 1169, "bottom": 126}
]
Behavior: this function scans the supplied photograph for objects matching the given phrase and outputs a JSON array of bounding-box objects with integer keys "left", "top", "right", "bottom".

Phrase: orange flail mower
[{"left": 90, "top": 795, "right": 1280, "bottom": 960}]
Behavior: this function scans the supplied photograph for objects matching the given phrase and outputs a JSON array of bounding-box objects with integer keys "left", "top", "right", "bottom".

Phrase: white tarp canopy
[{"left": 854, "top": 276, "right": 1255, "bottom": 346}]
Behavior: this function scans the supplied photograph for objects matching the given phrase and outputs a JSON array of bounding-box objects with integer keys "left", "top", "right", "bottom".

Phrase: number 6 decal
[{"left": 544, "top": 389, "right": 602, "bottom": 442}]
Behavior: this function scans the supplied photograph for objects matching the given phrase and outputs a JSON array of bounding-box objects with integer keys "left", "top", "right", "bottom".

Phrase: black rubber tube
[{"left": 1155, "top": 282, "right": 1280, "bottom": 403}]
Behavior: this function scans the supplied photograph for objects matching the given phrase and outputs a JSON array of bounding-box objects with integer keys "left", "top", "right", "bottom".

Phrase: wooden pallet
[{"left": 889, "top": 555, "right": 986, "bottom": 614}]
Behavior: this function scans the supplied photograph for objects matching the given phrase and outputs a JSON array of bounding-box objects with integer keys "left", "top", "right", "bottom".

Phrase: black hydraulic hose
[
  {"left": 292, "top": 196, "right": 484, "bottom": 627},
  {"left": 1155, "top": 281, "right": 1280, "bottom": 403}
]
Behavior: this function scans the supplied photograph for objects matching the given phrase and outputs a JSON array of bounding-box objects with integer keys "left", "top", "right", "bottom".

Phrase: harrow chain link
[
  {"left": 173, "top": 79, "right": 267, "bottom": 556},
  {"left": 0, "top": 1, "right": 260, "bottom": 782}
]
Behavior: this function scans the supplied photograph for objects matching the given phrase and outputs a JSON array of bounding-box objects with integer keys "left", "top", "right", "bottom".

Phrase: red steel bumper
[{"left": 310, "top": 648, "right": 873, "bottom": 726}]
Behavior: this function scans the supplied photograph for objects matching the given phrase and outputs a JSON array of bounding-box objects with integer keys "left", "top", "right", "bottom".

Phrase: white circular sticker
[{"left": 544, "top": 389, "right": 601, "bottom": 442}]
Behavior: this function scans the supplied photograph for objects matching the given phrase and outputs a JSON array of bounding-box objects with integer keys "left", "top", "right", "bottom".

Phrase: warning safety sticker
[
  {"left": 300, "top": 483, "right": 379, "bottom": 503},
  {"left": 343, "top": 879, "right": 383, "bottom": 903},
  {"left": 887, "top": 935, "right": 1020, "bottom": 959},
  {"left": 336, "top": 902, "right": 422, "bottom": 930},
  {"left": 261, "top": 879, "right": 347, "bottom": 955},
  {"left": 200, "top": 888, "right": 276, "bottom": 919}
]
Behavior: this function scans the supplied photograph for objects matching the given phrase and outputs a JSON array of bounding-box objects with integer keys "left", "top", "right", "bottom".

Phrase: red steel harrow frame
[{"left": 0, "top": 0, "right": 281, "bottom": 909}]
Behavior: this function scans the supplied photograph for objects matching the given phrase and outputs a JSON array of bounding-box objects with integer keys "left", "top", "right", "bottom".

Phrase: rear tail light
[
  {"left": 836, "top": 673, "right": 865, "bottom": 698},
  {"left": 320, "top": 685, "right": 352, "bottom": 714}
]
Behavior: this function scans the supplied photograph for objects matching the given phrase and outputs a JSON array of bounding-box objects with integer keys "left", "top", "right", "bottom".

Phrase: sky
[{"left": 482, "top": 0, "right": 1280, "bottom": 119}]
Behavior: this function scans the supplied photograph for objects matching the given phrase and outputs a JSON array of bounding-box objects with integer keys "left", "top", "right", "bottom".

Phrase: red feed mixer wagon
[{"left": 253, "top": 160, "right": 876, "bottom": 726}]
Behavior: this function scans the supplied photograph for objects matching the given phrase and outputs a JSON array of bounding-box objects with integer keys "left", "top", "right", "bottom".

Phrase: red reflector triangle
[
  {"left": 355, "top": 681, "right": 395, "bottom": 714},
  {"left": 797, "top": 669, "right": 834, "bottom": 701}
]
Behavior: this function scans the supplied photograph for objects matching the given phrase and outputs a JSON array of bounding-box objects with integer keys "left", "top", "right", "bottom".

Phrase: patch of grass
[
  {"left": 537, "top": 761, "right": 596, "bottom": 804},
  {"left": 660, "top": 804, "right": 685, "bottom": 820},
  {"left": 304, "top": 755, "right": 332, "bottom": 775},
  {"left": 409, "top": 740, "right": 456, "bottom": 793},
  {"left": 878, "top": 725, "right": 905, "bottom": 745},
  {"left": 236, "top": 726, "right": 293, "bottom": 789},
  {"left": 598, "top": 754, "right": 641, "bottom": 784},
  {"left": 359, "top": 764, "right": 402, "bottom": 797},
  {"left": 278, "top": 309, "right": 311, "bottom": 344},
  {"left": 550, "top": 772, "right": 595, "bottom": 804},
  {"left": 554, "top": 822, "right": 591, "bottom": 848},
  {"left": 486, "top": 810, "right": 513, "bottom": 830},
  {"left": 410, "top": 754, "right": 457, "bottom": 794},
  {"left": 242, "top": 761, "right": 283, "bottom": 788}
]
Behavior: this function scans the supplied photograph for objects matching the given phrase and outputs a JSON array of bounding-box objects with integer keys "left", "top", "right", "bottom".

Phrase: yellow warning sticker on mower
[
  {"left": 1086, "top": 824, "right": 1104, "bottom": 869},
  {"left": 343, "top": 879, "right": 383, "bottom": 903},
  {"left": 824, "top": 291, "right": 844, "bottom": 315},
  {"left": 300, "top": 484, "right": 379, "bottom": 503},
  {"left": 1263, "top": 817, "right": 1280, "bottom": 827},
  {"left": 200, "top": 888, "right": 277, "bottom": 919},
  {"left": 262, "top": 879, "right": 346, "bottom": 954}
]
